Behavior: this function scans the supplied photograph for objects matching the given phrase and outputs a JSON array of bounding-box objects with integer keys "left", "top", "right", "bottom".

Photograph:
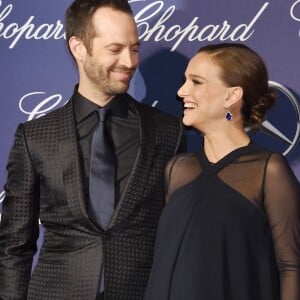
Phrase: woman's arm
[{"left": 263, "top": 153, "right": 300, "bottom": 300}]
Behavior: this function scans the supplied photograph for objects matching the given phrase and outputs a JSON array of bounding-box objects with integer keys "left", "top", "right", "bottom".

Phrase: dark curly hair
[{"left": 198, "top": 43, "right": 276, "bottom": 129}]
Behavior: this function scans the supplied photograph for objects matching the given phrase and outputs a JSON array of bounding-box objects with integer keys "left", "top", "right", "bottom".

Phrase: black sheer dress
[{"left": 145, "top": 142, "right": 300, "bottom": 300}]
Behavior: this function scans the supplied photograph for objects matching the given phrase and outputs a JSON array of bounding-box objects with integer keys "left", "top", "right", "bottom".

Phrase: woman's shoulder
[
  {"left": 244, "top": 143, "right": 297, "bottom": 183},
  {"left": 165, "top": 152, "right": 202, "bottom": 189},
  {"left": 166, "top": 152, "right": 199, "bottom": 172},
  {"left": 238, "top": 142, "right": 281, "bottom": 163},
  {"left": 265, "top": 151, "right": 295, "bottom": 179},
  {"left": 164, "top": 153, "right": 202, "bottom": 200}
]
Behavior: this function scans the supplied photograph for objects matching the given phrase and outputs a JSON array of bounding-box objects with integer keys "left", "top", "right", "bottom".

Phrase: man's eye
[
  {"left": 109, "top": 49, "right": 121, "bottom": 54},
  {"left": 192, "top": 80, "right": 202, "bottom": 84}
]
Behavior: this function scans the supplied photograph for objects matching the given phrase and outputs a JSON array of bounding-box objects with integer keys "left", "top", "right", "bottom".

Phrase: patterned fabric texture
[{"left": 0, "top": 94, "right": 185, "bottom": 300}]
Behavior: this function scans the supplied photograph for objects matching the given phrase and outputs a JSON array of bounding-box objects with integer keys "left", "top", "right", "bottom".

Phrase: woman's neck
[{"left": 203, "top": 129, "right": 250, "bottom": 163}]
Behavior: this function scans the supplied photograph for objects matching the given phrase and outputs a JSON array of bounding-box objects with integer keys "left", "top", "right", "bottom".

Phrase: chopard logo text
[
  {"left": 132, "top": 0, "right": 269, "bottom": 51},
  {"left": 0, "top": 0, "right": 269, "bottom": 51},
  {"left": 0, "top": 1, "right": 65, "bottom": 49}
]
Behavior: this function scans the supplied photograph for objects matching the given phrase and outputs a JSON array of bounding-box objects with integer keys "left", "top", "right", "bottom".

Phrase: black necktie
[{"left": 88, "top": 108, "right": 115, "bottom": 230}]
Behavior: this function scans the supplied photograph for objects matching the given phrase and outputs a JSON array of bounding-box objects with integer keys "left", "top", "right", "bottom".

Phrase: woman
[{"left": 145, "top": 43, "right": 300, "bottom": 300}]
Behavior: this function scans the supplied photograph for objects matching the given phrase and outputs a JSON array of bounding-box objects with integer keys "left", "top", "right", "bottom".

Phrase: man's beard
[{"left": 83, "top": 56, "right": 135, "bottom": 96}]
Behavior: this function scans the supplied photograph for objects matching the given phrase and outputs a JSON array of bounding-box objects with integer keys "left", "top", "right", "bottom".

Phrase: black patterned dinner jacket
[{"left": 0, "top": 93, "right": 185, "bottom": 300}]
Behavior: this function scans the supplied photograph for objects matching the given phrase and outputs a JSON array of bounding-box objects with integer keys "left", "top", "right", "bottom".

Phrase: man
[{"left": 0, "top": 0, "right": 185, "bottom": 299}]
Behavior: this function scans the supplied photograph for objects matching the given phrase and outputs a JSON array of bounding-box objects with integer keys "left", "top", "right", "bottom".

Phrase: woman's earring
[{"left": 225, "top": 110, "right": 232, "bottom": 121}]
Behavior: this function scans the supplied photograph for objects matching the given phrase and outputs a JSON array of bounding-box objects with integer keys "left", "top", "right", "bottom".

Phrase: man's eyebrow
[{"left": 105, "top": 41, "right": 141, "bottom": 47}]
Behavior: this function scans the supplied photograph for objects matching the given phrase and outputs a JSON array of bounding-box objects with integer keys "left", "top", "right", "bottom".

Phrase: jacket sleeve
[{"left": 0, "top": 124, "right": 40, "bottom": 299}]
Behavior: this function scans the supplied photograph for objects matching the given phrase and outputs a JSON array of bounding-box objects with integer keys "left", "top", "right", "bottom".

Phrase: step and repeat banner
[{"left": 1, "top": 0, "right": 300, "bottom": 263}]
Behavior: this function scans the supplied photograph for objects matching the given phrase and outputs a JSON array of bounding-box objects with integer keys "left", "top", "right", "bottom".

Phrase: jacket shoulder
[
  {"left": 16, "top": 100, "right": 74, "bottom": 147},
  {"left": 21, "top": 100, "right": 72, "bottom": 130}
]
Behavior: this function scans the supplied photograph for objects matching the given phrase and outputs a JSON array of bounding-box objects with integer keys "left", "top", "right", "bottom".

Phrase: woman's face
[{"left": 177, "top": 52, "right": 231, "bottom": 130}]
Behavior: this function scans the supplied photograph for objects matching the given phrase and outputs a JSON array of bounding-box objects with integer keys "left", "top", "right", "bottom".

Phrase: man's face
[{"left": 81, "top": 7, "right": 139, "bottom": 100}]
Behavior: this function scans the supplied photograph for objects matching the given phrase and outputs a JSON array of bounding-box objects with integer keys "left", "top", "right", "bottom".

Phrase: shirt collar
[{"left": 73, "top": 85, "right": 129, "bottom": 123}]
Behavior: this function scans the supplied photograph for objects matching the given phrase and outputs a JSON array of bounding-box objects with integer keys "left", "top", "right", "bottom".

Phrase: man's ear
[
  {"left": 69, "top": 36, "right": 87, "bottom": 62},
  {"left": 224, "top": 86, "right": 243, "bottom": 109}
]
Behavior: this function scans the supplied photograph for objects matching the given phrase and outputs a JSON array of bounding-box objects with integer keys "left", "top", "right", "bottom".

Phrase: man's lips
[{"left": 111, "top": 69, "right": 134, "bottom": 81}]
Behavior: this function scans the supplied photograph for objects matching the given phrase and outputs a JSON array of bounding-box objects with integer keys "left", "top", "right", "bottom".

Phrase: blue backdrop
[{"left": 1, "top": 0, "right": 300, "bottom": 264}]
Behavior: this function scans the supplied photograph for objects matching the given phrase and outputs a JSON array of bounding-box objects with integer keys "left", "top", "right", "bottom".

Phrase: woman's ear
[
  {"left": 69, "top": 36, "right": 87, "bottom": 62},
  {"left": 224, "top": 86, "right": 243, "bottom": 109}
]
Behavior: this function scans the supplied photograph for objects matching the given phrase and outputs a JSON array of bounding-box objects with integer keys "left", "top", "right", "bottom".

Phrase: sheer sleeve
[
  {"left": 164, "top": 153, "right": 202, "bottom": 203},
  {"left": 263, "top": 153, "right": 300, "bottom": 300}
]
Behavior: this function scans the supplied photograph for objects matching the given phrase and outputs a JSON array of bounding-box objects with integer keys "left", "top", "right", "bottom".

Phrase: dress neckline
[{"left": 198, "top": 140, "right": 258, "bottom": 171}]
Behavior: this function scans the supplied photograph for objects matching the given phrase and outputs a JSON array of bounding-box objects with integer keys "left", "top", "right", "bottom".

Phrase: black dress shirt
[{"left": 73, "top": 87, "right": 139, "bottom": 208}]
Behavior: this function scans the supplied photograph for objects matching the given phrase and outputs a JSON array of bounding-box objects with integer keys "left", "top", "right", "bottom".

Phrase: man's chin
[{"left": 114, "top": 81, "right": 130, "bottom": 93}]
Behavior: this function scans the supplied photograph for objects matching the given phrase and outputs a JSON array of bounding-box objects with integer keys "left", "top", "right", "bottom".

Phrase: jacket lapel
[
  {"left": 109, "top": 101, "right": 156, "bottom": 228},
  {"left": 58, "top": 100, "right": 95, "bottom": 229}
]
